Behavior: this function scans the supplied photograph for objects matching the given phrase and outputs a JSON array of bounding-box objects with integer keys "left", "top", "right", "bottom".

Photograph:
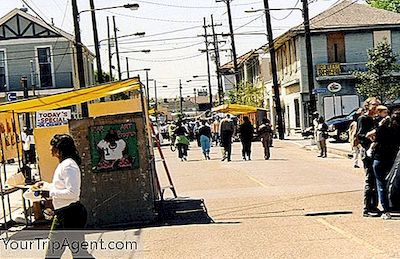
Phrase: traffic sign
[
  {"left": 327, "top": 82, "right": 342, "bottom": 93},
  {"left": 7, "top": 92, "right": 17, "bottom": 102},
  {"left": 312, "top": 88, "right": 327, "bottom": 94}
]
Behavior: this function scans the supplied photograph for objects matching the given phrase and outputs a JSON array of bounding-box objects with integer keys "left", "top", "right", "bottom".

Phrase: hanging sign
[
  {"left": 36, "top": 110, "right": 71, "bottom": 128},
  {"left": 327, "top": 82, "right": 342, "bottom": 93}
]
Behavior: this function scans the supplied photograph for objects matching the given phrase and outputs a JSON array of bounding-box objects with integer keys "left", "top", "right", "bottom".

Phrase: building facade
[{"left": 0, "top": 8, "right": 95, "bottom": 103}]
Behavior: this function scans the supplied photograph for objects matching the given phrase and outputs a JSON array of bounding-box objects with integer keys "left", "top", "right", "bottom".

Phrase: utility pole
[
  {"left": 179, "top": 79, "right": 183, "bottom": 114},
  {"left": 263, "top": 0, "right": 284, "bottom": 140},
  {"left": 302, "top": 0, "right": 316, "bottom": 121},
  {"left": 145, "top": 69, "right": 150, "bottom": 108},
  {"left": 193, "top": 88, "right": 197, "bottom": 115},
  {"left": 72, "top": 0, "right": 88, "bottom": 117},
  {"left": 219, "top": 0, "right": 240, "bottom": 93},
  {"left": 89, "top": 0, "right": 103, "bottom": 84},
  {"left": 203, "top": 17, "right": 213, "bottom": 108},
  {"left": 126, "top": 57, "right": 130, "bottom": 78},
  {"left": 107, "top": 16, "right": 112, "bottom": 81},
  {"left": 211, "top": 15, "right": 224, "bottom": 105},
  {"left": 113, "top": 16, "right": 121, "bottom": 80},
  {"left": 154, "top": 80, "right": 157, "bottom": 111}
]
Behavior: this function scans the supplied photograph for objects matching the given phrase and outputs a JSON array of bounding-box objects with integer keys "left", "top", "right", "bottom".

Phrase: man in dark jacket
[
  {"left": 356, "top": 97, "right": 380, "bottom": 217},
  {"left": 239, "top": 116, "right": 254, "bottom": 160},
  {"left": 219, "top": 114, "right": 235, "bottom": 161}
]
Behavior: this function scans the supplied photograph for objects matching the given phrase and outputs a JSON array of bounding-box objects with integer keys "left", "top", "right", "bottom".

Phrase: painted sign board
[{"left": 36, "top": 110, "right": 71, "bottom": 128}]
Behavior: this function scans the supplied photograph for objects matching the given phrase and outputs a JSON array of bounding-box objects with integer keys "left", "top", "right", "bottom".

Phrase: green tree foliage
[
  {"left": 366, "top": 0, "right": 400, "bottom": 13},
  {"left": 354, "top": 41, "right": 400, "bottom": 102},
  {"left": 225, "top": 81, "right": 264, "bottom": 107}
]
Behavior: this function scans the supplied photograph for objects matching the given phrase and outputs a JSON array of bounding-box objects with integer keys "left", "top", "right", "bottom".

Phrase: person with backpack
[
  {"left": 258, "top": 118, "right": 273, "bottom": 160},
  {"left": 174, "top": 121, "right": 190, "bottom": 161},
  {"left": 349, "top": 109, "right": 363, "bottom": 168}
]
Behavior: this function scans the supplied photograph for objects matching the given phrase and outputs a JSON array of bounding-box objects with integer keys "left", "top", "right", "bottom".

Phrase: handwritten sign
[{"left": 36, "top": 110, "right": 71, "bottom": 128}]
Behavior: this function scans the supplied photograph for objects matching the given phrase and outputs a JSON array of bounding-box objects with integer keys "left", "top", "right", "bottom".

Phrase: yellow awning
[
  {"left": 0, "top": 78, "right": 141, "bottom": 113},
  {"left": 212, "top": 104, "right": 257, "bottom": 115}
]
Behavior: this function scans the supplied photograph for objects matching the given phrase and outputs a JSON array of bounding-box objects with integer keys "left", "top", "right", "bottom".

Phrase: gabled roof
[
  {"left": 293, "top": 0, "right": 400, "bottom": 32},
  {"left": 220, "top": 49, "right": 257, "bottom": 70},
  {"left": 0, "top": 8, "right": 75, "bottom": 42}
]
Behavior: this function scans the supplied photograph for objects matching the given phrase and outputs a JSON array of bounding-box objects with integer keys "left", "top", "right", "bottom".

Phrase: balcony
[{"left": 315, "top": 62, "right": 367, "bottom": 81}]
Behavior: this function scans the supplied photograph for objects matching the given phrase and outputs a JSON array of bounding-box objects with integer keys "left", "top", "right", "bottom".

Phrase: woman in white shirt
[{"left": 36, "top": 134, "right": 89, "bottom": 258}]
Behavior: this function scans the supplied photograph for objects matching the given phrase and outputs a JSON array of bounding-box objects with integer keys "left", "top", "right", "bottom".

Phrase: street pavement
[{"left": 2, "top": 139, "right": 400, "bottom": 259}]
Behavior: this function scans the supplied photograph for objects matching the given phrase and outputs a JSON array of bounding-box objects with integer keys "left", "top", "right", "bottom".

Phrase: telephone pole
[
  {"left": 202, "top": 17, "right": 213, "bottom": 108},
  {"left": 263, "top": 0, "right": 284, "bottom": 139},
  {"left": 113, "top": 16, "right": 121, "bottom": 80},
  {"left": 107, "top": 16, "right": 112, "bottom": 81},
  {"left": 179, "top": 79, "right": 183, "bottom": 114},
  {"left": 71, "top": 0, "right": 88, "bottom": 117},
  {"left": 211, "top": 15, "right": 224, "bottom": 105},
  {"left": 217, "top": 0, "right": 240, "bottom": 93},
  {"left": 302, "top": 0, "right": 316, "bottom": 119},
  {"left": 89, "top": 0, "right": 103, "bottom": 84}
]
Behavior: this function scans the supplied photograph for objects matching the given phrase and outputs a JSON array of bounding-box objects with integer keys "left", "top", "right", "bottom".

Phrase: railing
[
  {"left": 0, "top": 72, "right": 74, "bottom": 92},
  {"left": 315, "top": 62, "right": 367, "bottom": 77}
]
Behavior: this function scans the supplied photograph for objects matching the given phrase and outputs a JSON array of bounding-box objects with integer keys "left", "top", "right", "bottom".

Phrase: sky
[{"left": 1, "top": 0, "right": 365, "bottom": 99}]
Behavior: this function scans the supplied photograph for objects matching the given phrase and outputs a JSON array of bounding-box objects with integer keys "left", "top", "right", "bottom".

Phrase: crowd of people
[{"left": 166, "top": 114, "right": 273, "bottom": 162}]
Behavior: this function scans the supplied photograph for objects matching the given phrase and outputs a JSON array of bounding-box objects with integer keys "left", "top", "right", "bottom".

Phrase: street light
[{"left": 78, "top": 3, "right": 139, "bottom": 16}]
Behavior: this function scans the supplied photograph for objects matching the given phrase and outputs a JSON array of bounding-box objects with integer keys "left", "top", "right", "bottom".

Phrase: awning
[
  {"left": 212, "top": 104, "right": 257, "bottom": 115},
  {"left": 0, "top": 78, "right": 141, "bottom": 113}
]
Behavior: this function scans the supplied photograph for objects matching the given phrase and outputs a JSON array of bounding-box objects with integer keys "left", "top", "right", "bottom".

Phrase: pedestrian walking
[
  {"left": 258, "top": 118, "right": 273, "bottom": 160},
  {"left": 219, "top": 114, "right": 235, "bottom": 162},
  {"left": 357, "top": 97, "right": 381, "bottom": 217},
  {"left": 312, "top": 111, "right": 321, "bottom": 150},
  {"left": 348, "top": 108, "right": 363, "bottom": 168},
  {"left": 174, "top": 121, "right": 190, "bottom": 161},
  {"left": 198, "top": 120, "right": 212, "bottom": 160},
  {"left": 239, "top": 116, "right": 254, "bottom": 161},
  {"left": 315, "top": 116, "right": 328, "bottom": 158},
  {"left": 34, "top": 134, "right": 91, "bottom": 258},
  {"left": 212, "top": 118, "right": 221, "bottom": 146},
  {"left": 369, "top": 110, "right": 400, "bottom": 220}
]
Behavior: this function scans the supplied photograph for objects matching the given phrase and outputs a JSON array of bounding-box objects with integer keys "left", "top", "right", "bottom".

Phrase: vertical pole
[
  {"left": 145, "top": 70, "right": 149, "bottom": 108},
  {"left": 263, "top": 0, "right": 284, "bottom": 140},
  {"left": 203, "top": 17, "right": 213, "bottom": 108},
  {"left": 21, "top": 77, "right": 30, "bottom": 129},
  {"left": 302, "top": 0, "right": 316, "bottom": 118},
  {"left": 112, "top": 16, "right": 121, "bottom": 81},
  {"left": 89, "top": 0, "right": 103, "bottom": 84},
  {"left": 211, "top": 15, "right": 223, "bottom": 105},
  {"left": 107, "top": 16, "right": 112, "bottom": 82},
  {"left": 126, "top": 57, "right": 130, "bottom": 78},
  {"left": 154, "top": 80, "right": 157, "bottom": 111},
  {"left": 225, "top": 0, "right": 240, "bottom": 93},
  {"left": 179, "top": 79, "right": 183, "bottom": 114},
  {"left": 71, "top": 0, "right": 88, "bottom": 117},
  {"left": 194, "top": 88, "right": 197, "bottom": 115}
]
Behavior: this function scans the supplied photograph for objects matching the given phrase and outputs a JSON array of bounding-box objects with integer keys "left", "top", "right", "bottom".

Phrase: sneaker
[
  {"left": 242, "top": 157, "right": 246, "bottom": 161},
  {"left": 381, "top": 212, "right": 391, "bottom": 220},
  {"left": 363, "top": 210, "right": 381, "bottom": 217},
  {"left": 354, "top": 165, "right": 360, "bottom": 168},
  {"left": 183, "top": 156, "right": 187, "bottom": 161}
]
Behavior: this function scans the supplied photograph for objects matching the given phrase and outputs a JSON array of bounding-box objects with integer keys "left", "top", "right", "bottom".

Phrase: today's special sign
[{"left": 36, "top": 110, "right": 71, "bottom": 128}]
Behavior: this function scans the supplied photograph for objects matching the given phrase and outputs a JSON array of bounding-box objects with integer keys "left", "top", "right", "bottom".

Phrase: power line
[
  {"left": 122, "top": 53, "right": 203, "bottom": 62},
  {"left": 271, "top": 0, "right": 301, "bottom": 21}
]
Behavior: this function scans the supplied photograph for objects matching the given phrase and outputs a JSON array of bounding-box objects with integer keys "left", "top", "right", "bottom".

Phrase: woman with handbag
[{"left": 316, "top": 116, "right": 328, "bottom": 158}]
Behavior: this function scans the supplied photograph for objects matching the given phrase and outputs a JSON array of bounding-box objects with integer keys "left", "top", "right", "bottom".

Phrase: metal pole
[
  {"left": 263, "top": 0, "right": 285, "bottom": 140},
  {"left": 89, "top": 0, "right": 103, "bottom": 84},
  {"left": 126, "top": 57, "right": 130, "bottom": 78},
  {"left": 154, "top": 80, "right": 157, "bottom": 111},
  {"left": 225, "top": 0, "right": 240, "bottom": 93},
  {"left": 145, "top": 70, "right": 149, "bottom": 108},
  {"left": 112, "top": 16, "right": 121, "bottom": 81},
  {"left": 107, "top": 16, "right": 112, "bottom": 81},
  {"left": 203, "top": 17, "right": 213, "bottom": 108},
  {"left": 71, "top": 0, "right": 89, "bottom": 117},
  {"left": 194, "top": 88, "right": 197, "bottom": 115},
  {"left": 21, "top": 77, "right": 30, "bottom": 128},
  {"left": 302, "top": 0, "right": 316, "bottom": 119},
  {"left": 179, "top": 79, "right": 183, "bottom": 114}
]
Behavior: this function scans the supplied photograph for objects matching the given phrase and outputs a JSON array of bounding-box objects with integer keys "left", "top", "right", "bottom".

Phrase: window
[
  {"left": 373, "top": 30, "right": 391, "bottom": 47},
  {"left": 37, "top": 47, "right": 53, "bottom": 87},
  {"left": 294, "top": 99, "right": 300, "bottom": 128},
  {"left": 327, "top": 32, "right": 346, "bottom": 63},
  {"left": 0, "top": 50, "right": 6, "bottom": 90}
]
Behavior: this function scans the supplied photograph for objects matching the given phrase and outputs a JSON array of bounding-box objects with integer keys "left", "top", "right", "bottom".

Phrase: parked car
[{"left": 326, "top": 110, "right": 357, "bottom": 142}]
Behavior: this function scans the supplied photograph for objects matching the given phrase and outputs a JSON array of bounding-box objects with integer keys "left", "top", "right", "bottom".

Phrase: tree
[
  {"left": 225, "top": 81, "right": 264, "bottom": 107},
  {"left": 366, "top": 0, "right": 400, "bottom": 13},
  {"left": 354, "top": 40, "right": 400, "bottom": 102}
]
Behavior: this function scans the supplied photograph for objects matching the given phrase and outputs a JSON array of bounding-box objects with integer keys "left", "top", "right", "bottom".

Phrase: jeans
[
  {"left": 352, "top": 146, "right": 361, "bottom": 167},
  {"left": 176, "top": 143, "right": 188, "bottom": 158},
  {"left": 373, "top": 160, "right": 393, "bottom": 212},
  {"left": 362, "top": 156, "right": 378, "bottom": 212},
  {"left": 221, "top": 131, "right": 233, "bottom": 160},
  {"left": 241, "top": 140, "right": 252, "bottom": 159},
  {"left": 261, "top": 136, "right": 271, "bottom": 159},
  {"left": 200, "top": 135, "right": 211, "bottom": 155}
]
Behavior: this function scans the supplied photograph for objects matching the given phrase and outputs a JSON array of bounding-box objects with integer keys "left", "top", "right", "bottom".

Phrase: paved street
[{"left": 140, "top": 140, "right": 400, "bottom": 259}]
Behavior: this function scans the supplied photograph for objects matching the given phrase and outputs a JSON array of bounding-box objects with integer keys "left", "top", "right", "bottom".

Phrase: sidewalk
[{"left": 284, "top": 135, "right": 352, "bottom": 158}]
